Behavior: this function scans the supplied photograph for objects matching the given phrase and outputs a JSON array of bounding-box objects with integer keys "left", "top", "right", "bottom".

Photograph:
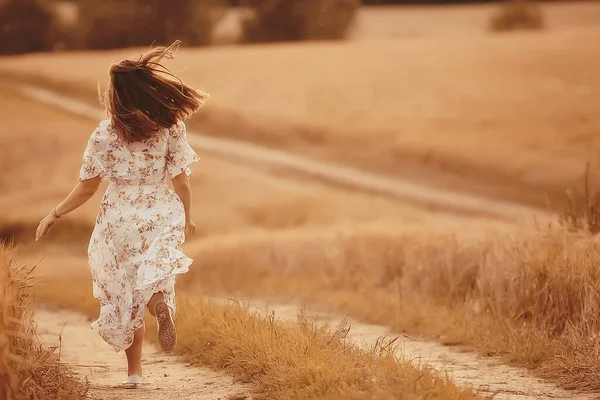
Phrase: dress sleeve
[
  {"left": 166, "top": 120, "right": 199, "bottom": 179},
  {"left": 79, "top": 122, "right": 108, "bottom": 181}
]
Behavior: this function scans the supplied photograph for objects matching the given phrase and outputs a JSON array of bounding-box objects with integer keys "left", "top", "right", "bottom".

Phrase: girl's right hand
[
  {"left": 185, "top": 220, "right": 197, "bottom": 235},
  {"left": 35, "top": 212, "right": 59, "bottom": 242}
]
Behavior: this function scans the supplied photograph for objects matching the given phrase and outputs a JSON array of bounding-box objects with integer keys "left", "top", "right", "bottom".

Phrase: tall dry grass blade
[{"left": 0, "top": 245, "right": 87, "bottom": 400}]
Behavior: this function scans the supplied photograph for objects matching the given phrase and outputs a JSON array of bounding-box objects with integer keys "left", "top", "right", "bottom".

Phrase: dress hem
[{"left": 90, "top": 239, "right": 193, "bottom": 352}]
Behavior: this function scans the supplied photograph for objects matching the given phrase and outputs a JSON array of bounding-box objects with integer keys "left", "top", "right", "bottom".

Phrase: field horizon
[{"left": 3, "top": 3, "right": 600, "bottom": 209}]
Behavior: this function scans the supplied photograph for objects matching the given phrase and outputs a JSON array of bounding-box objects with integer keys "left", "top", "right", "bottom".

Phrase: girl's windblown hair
[{"left": 100, "top": 40, "right": 208, "bottom": 142}]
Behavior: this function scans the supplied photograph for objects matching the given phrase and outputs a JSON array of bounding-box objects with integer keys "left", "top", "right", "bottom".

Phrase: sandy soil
[
  {"left": 35, "top": 308, "right": 249, "bottom": 400},
  {"left": 234, "top": 300, "right": 591, "bottom": 400}
]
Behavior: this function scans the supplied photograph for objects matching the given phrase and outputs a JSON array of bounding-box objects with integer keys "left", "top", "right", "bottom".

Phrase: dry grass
[
  {"left": 2, "top": 6, "right": 600, "bottom": 207},
  {"left": 558, "top": 162, "right": 600, "bottom": 234},
  {"left": 34, "top": 266, "right": 480, "bottom": 400},
  {"left": 168, "top": 222, "right": 600, "bottom": 392},
  {"left": 175, "top": 299, "right": 479, "bottom": 400},
  {"left": 0, "top": 246, "right": 87, "bottom": 399},
  {"left": 28, "top": 212, "right": 600, "bottom": 393}
]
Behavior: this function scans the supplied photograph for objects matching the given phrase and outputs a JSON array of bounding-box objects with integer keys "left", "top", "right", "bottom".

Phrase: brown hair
[{"left": 100, "top": 40, "right": 208, "bottom": 142}]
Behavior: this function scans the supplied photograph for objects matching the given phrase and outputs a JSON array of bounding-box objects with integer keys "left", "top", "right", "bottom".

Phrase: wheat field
[{"left": 2, "top": 3, "right": 600, "bottom": 207}]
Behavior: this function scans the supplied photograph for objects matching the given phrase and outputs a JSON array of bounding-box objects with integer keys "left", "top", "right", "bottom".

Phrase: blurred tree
[
  {"left": 241, "top": 0, "right": 359, "bottom": 42},
  {"left": 152, "top": 0, "right": 226, "bottom": 46},
  {"left": 230, "top": 0, "right": 500, "bottom": 4},
  {"left": 0, "top": 0, "right": 56, "bottom": 54},
  {"left": 78, "top": 0, "right": 226, "bottom": 50},
  {"left": 489, "top": 0, "right": 544, "bottom": 31},
  {"left": 359, "top": 0, "right": 499, "bottom": 3},
  {"left": 78, "top": 0, "right": 151, "bottom": 49}
]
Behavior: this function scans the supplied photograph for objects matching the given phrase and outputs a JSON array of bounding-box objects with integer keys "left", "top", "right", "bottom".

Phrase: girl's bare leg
[
  {"left": 125, "top": 324, "right": 145, "bottom": 377},
  {"left": 147, "top": 292, "right": 165, "bottom": 317}
]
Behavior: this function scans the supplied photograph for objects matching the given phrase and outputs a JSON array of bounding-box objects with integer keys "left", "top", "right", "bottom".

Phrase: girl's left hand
[{"left": 35, "top": 213, "right": 59, "bottom": 242}]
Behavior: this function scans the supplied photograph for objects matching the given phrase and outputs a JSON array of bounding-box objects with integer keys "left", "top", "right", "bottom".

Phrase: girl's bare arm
[
  {"left": 171, "top": 172, "right": 196, "bottom": 234},
  {"left": 35, "top": 176, "right": 102, "bottom": 241}
]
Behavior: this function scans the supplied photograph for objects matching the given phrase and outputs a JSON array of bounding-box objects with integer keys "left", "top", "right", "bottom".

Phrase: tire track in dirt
[
  {"left": 17, "top": 84, "right": 552, "bottom": 222},
  {"left": 224, "top": 299, "right": 590, "bottom": 400},
  {"left": 35, "top": 308, "right": 250, "bottom": 400}
]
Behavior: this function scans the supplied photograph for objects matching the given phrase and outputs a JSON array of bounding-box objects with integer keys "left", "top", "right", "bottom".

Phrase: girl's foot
[
  {"left": 154, "top": 301, "right": 177, "bottom": 354},
  {"left": 121, "top": 375, "right": 143, "bottom": 389}
]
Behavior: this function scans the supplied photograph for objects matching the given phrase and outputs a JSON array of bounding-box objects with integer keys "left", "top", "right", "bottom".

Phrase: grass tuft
[
  {"left": 558, "top": 161, "right": 600, "bottom": 234},
  {"left": 0, "top": 245, "right": 88, "bottom": 400},
  {"left": 177, "top": 298, "right": 479, "bottom": 399}
]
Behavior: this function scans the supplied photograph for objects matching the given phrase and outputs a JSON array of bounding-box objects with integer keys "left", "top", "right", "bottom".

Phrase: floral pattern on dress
[{"left": 80, "top": 119, "right": 199, "bottom": 352}]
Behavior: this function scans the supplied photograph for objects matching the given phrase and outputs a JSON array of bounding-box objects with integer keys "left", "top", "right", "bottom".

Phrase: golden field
[
  {"left": 0, "top": 85, "right": 492, "bottom": 238},
  {"left": 2, "top": 2, "right": 600, "bottom": 208},
  {"left": 4, "top": 2, "right": 600, "bottom": 398}
]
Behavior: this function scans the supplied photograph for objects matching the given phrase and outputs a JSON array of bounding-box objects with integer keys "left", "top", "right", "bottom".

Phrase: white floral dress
[{"left": 79, "top": 119, "right": 198, "bottom": 352}]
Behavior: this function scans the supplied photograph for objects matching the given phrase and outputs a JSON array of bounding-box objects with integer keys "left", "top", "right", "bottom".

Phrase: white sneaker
[{"left": 121, "top": 374, "right": 143, "bottom": 389}]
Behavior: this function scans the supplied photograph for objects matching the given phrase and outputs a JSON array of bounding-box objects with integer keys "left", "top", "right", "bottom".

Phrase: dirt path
[
  {"left": 35, "top": 308, "right": 249, "bottom": 400},
  {"left": 17, "top": 84, "right": 550, "bottom": 222},
  {"left": 227, "top": 299, "right": 590, "bottom": 400},
  {"left": 33, "top": 301, "right": 589, "bottom": 400}
]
